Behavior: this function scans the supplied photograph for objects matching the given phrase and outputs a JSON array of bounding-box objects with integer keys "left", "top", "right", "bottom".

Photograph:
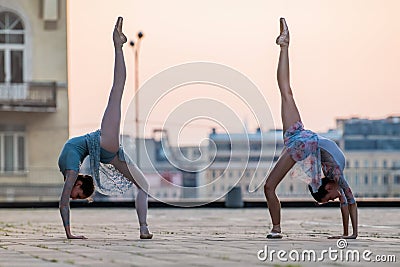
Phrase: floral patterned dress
[{"left": 284, "top": 121, "right": 355, "bottom": 206}]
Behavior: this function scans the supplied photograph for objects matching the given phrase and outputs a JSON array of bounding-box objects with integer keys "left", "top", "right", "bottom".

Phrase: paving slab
[{"left": 0, "top": 207, "right": 399, "bottom": 266}]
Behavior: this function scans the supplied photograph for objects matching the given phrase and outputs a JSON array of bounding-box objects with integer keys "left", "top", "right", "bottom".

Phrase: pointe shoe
[
  {"left": 140, "top": 226, "right": 153, "bottom": 239},
  {"left": 266, "top": 231, "right": 283, "bottom": 239},
  {"left": 113, "top": 16, "right": 127, "bottom": 48},
  {"left": 140, "top": 233, "right": 153, "bottom": 239},
  {"left": 276, "top": 17, "right": 290, "bottom": 47}
]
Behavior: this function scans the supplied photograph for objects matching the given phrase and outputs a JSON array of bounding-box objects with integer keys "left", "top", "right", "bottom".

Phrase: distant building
[
  {"left": 95, "top": 116, "right": 400, "bottom": 202},
  {"left": 338, "top": 116, "right": 400, "bottom": 150},
  {"left": 204, "top": 116, "right": 400, "bottom": 200},
  {"left": 97, "top": 130, "right": 208, "bottom": 201},
  {"left": 338, "top": 116, "right": 400, "bottom": 197},
  {"left": 204, "top": 127, "right": 304, "bottom": 200},
  {"left": 0, "top": 0, "right": 68, "bottom": 201}
]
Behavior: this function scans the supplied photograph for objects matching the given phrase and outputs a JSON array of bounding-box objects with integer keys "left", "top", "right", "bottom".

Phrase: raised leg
[
  {"left": 100, "top": 17, "right": 128, "bottom": 152},
  {"left": 276, "top": 18, "right": 302, "bottom": 132}
]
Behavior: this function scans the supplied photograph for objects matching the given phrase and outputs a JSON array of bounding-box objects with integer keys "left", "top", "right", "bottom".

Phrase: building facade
[
  {"left": 339, "top": 116, "right": 400, "bottom": 197},
  {"left": 91, "top": 116, "right": 400, "bottom": 202},
  {"left": 134, "top": 129, "right": 207, "bottom": 201},
  {"left": 0, "top": 0, "right": 68, "bottom": 201},
  {"left": 204, "top": 116, "right": 400, "bottom": 200}
]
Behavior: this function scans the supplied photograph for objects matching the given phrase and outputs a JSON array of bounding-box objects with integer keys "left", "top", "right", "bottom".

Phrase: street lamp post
[{"left": 130, "top": 31, "right": 144, "bottom": 167}]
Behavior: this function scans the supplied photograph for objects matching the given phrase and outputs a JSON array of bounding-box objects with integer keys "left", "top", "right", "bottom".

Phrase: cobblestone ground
[{"left": 0, "top": 207, "right": 399, "bottom": 267}]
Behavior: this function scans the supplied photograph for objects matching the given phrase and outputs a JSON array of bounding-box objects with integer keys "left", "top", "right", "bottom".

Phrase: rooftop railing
[{"left": 0, "top": 81, "right": 57, "bottom": 112}]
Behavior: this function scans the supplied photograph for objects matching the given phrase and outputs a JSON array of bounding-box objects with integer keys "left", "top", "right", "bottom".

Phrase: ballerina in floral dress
[{"left": 263, "top": 18, "right": 358, "bottom": 239}]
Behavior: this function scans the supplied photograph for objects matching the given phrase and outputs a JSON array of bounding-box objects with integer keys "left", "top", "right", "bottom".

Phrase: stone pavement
[{"left": 0, "top": 207, "right": 399, "bottom": 267}]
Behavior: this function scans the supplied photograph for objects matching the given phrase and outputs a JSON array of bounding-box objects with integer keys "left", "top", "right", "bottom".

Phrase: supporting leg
[
  {"left": 264, "top": 149, "right": 296, "bottom": 235},
  {"left": 110, "top": 156, "right": 153, "bottom": 239}
]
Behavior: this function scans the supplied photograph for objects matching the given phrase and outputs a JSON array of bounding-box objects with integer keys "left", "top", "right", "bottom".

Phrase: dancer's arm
[
  {"left": 338, "top": 175, "right": 358, "bottom": 238},
  {"left": 59, "top": 171, "right": 87, "bottom": 239},
  {"left": 328, "top": 176, "right": 358, "bottom": 239},
  {"left": 329, "top": 203, "right": 357, "bottom": 239},
  {"left": 341, "top": 202, "right": 358, "bottom": 238},
  {"left": 340, "top": 204, "right": 350, "bottom": 236},
  {"left": 346, "top": 202, "right": 358, "bottom": 239}
]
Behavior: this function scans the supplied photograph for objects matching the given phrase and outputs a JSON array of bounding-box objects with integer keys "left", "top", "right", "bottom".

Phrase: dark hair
[
  {"left": 308, "top": 177, "right": 331, "bottom": 203},
  {"left": 76, "top": 174, "right": 95, "bottom": 198}
]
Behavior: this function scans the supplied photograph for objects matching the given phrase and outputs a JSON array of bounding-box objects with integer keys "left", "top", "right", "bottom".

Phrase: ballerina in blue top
[
  {"left": 58, "top": 17, "right": 152, "bottom": 240},
  {"left": 263, "top": 18, "right": 358, "bottom": 239}
]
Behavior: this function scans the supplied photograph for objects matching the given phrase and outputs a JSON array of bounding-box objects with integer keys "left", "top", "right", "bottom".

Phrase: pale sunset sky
[{"left": 67, "top": 0, "right": 400, "bottom": 145}]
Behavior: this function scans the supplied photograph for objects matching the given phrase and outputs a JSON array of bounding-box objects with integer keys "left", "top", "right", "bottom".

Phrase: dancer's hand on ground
[
  {"left": 276, "top": 17, "right": 290, "bottom": 47},
  {"left": 328, "top": 234, "right": 357, "bottom": 239},
  {"left": 67, "top": 234, "right": 88, "bottom": 239},
  {"left": 113, "top": 16, "right": 127, "bottom": 49}
]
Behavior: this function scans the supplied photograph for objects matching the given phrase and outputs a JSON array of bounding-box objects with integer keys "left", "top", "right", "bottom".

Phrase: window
[
  {"left": 249, "top": 156, "right": 260, "bottom": 161},
  {"left": 216, "top": 142, "right": 231, "bottom": 151},
  {"left": 0, "top": 50, "right": 3, "bottom": 81},
  {"left": 0, "top": 131, "right": 26, "bottom": 173},
  {"left": 250, "top": 142, "right": 261, "bottom": 151},
  {"left": 393, "top": 161, "right": 400, "bottom": 169},
  {"left": 192, "top": 148, "right": 200, "bottom": 158},
  {"left": 364, "top": 175, "right": 368, "bottom": 185},
  {"left": 155, "top": 141, "right": 168, "bottom": 162},
  {"left": 372, "top": 175, "right": 378, "bottom": 185},
  {"left": 364, "top": 160, "right": 369, "bottom": 168},
  {"left": 355, "top": 160, "right": 359, "bottom": 168},
  {"left": 214, "top": 156, "right": 230, "bottom": 162},
  {"left": 0, "top": 11, "right": 25, "bottom": 85},
  {"left": 383, "top": 175, "right": 389, "bottom": 185},
  {"left": 344, "top": 140, "right": 376, "bottom": 150},
  {"left": 395, "top": 175, "right": 400, "bottom": 184}
]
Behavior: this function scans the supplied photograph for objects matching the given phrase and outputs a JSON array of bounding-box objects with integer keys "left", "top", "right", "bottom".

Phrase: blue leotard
[{"left": 58, "top": 134, "right": 117, "bottom": 174}]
